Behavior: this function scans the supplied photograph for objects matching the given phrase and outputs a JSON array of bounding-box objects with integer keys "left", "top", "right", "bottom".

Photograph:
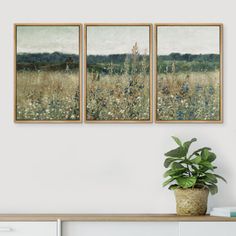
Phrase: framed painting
[
  {"left": 155, "top": 24, "right": 223, "bottom": 123},
  {"left": 14, "top": 24, "right": 82, "bottom": 123},
  {"left": 84, "top": 24, "right": 153, "bottom": 123}
]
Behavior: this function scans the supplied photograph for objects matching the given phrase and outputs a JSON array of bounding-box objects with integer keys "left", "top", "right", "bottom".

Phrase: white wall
[{"left": 0, "top": 0, "right": 235, "bottom": 213}]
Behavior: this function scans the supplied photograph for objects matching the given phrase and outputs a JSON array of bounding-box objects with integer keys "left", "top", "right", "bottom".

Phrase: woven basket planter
[{"left": 174, "top": 188, "right": 209, "bottom": 216}]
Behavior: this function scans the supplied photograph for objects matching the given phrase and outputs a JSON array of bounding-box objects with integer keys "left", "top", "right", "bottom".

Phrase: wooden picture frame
[
  {"left": 155, "top": 23, "right": 223, "bottom": 123},
  {"left": 14, "top": 23, "right": 83, "bottom": 123},
  {"left": 84, "top": 23, "right": 153, "bottom": 123}
]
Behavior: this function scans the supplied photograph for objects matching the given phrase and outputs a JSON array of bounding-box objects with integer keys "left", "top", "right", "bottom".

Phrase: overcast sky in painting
[
  {"left": 17, "top": 26, "right": 79, "bottom": 54},
  {"left": 158, "top": 26, "right": 220, "bottom": 55},
  {"left": 87, "top": 26, "right": 149, "bottom": 55}
]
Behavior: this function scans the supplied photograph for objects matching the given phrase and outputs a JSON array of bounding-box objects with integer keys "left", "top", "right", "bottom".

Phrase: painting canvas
[
  {"left": 85, "top": 24, "right": 152, "bottom": 122},
  {"left": 15, "top": 24, "right": 82, "bottom": 122},
  {"left": 155, "top": 24, "right": 223, "bottom": 122}
]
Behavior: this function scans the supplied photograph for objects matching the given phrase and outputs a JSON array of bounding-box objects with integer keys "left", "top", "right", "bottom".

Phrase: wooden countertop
[{"left": 0, "top": 214, "right": 235, "bottom": 222}]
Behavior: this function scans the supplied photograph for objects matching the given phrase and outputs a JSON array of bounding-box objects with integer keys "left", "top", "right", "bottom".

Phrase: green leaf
[
  {"left": 205, "top": 173, "right": 218, "bottom": 183},
  {"left": 163, "top": 177, "right": 175, "bottom": 187},
  {"left": 192, "top": 165, "right": 199, "bottom": 172},
  {"left": 191, "top": 156, "right": 202, "bottom": 164},
  {"left": 172, "top": 136, "right": 182, "bottom": 146},
  {"left": 176, "top": 176, "right": 197, "bottom": 188},
  {"left": 163, "top": 167, "right": 186, "bottom": 178},
  {"left": 189, "top": 147, "right": 211, "bottom": 158},
  {"left": 205, "top": 173, "right": 217, "bottom": 180},
  {"left": 200, "top": 161, "right": 213, "bottom": 170},
  {"left": 201, "top": 149, "right": 210, "bottom": 160},
  {"left": 214, "top": 174, "right": 227, "bottom": 183},
  {"left": 165, "top": 147, "right": 186, "bottom": 158},
  {"left": 207, "top": 184, "right": 218, "bottom": 195},
  {"left": 163, "top": 169, "right": 176, "bottom": 178},
  {"left": 179, "top": 159, "right": 192, "bottom": 165},
  {"left": 199, "top": 176, "right": 217, "bottom": 185},
  {"left": 164, "top": 169, "right": 186, "bottom": 180},
  {"left": 164, "top": 158, "right": 177, "bottom": 168},
  {"left": 183, "top": 138, "right": 197, "bottom": 154},
  {"left": 171, "top": 162, "right": 186, "bottom": 170},
  {"left": 208, "top": 152, "right": 217, "bottom": 162},
  {"left": 168, "top": 184, "right": 179, "bottom": 190}
]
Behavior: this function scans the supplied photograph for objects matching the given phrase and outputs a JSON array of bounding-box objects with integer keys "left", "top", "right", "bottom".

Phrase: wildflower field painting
[
  {"left": 15, "top": 24, "right": 82, "bottom": 122},
  {"left": 156, "top": 24, "right": 223, "bottom": 123},
  {"left": 85, "top": 24, "right": 152, "bottom": 122}
]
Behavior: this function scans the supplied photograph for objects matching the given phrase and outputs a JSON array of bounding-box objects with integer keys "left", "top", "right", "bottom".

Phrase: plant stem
[{"left": 185, "top": 155, "right": 191, "bottom": 177}]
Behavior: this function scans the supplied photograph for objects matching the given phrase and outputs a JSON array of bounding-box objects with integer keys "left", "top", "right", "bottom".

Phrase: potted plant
[{"left": 163, "top": 137, "right": 226, "bottom": 216}]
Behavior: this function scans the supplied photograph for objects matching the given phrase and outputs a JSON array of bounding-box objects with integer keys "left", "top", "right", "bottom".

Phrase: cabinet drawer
[
  {"left": 63, "top": 222, "right": 179, "bottom": 236},
  {"left": 180, "top": 222, "right": 236, "bottom": 236},
  {"left": 0, "top": 222, "right": 57, "bottom": 236}
]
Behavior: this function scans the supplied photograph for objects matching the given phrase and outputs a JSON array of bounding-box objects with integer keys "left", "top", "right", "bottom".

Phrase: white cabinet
[
  {"left": 63, "top": 222, "right": 179, "bottom": 236},
  {"left": 0, "top": 222, "right": 57, "bottom": 236},
  {"left": 179, "top": 222, "right": 236, "bottom": 236},
  {"left": 1, "top": 218, "right": 236, "bottom": 236}
]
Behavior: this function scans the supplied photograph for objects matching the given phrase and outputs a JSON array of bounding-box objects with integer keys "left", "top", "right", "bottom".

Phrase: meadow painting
[
  {"left": 156, "top": 24, "right": 222, "bottom": 122},
  {"left": 85, "top": 24, "right": 152, "bottom": 122},
  {"left": 15, "top": 24, "right": 81, "bottom": 122}
]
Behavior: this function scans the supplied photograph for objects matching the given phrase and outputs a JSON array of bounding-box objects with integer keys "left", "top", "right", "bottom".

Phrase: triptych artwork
[{"left": 15, "top": 23, "right": 223, "bottom": 123}]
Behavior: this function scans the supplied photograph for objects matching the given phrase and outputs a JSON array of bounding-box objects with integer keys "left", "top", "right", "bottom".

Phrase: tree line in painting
[
  {"left": 87, "top": 54, "right": 150, "bottom": 75},
  {"left": 158, "top": 53, "right": 220, "bottom": 73},
  {"left": 17, "top": 52, "right": 150, "bottom": 75},
  {"left": 16, "top": 52, "right": 79, "bottom": 71}
]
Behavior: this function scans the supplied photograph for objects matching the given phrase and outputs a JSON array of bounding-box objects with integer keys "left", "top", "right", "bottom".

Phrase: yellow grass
[
  {"left": 157, "top": 71, "right": 220, "bottom": 121},
  {"left": 16, "top": 70, "right": 80, "bottom": 120},
  {"left": 86, "top": 73, "right": 150, "bottom": 121}
]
